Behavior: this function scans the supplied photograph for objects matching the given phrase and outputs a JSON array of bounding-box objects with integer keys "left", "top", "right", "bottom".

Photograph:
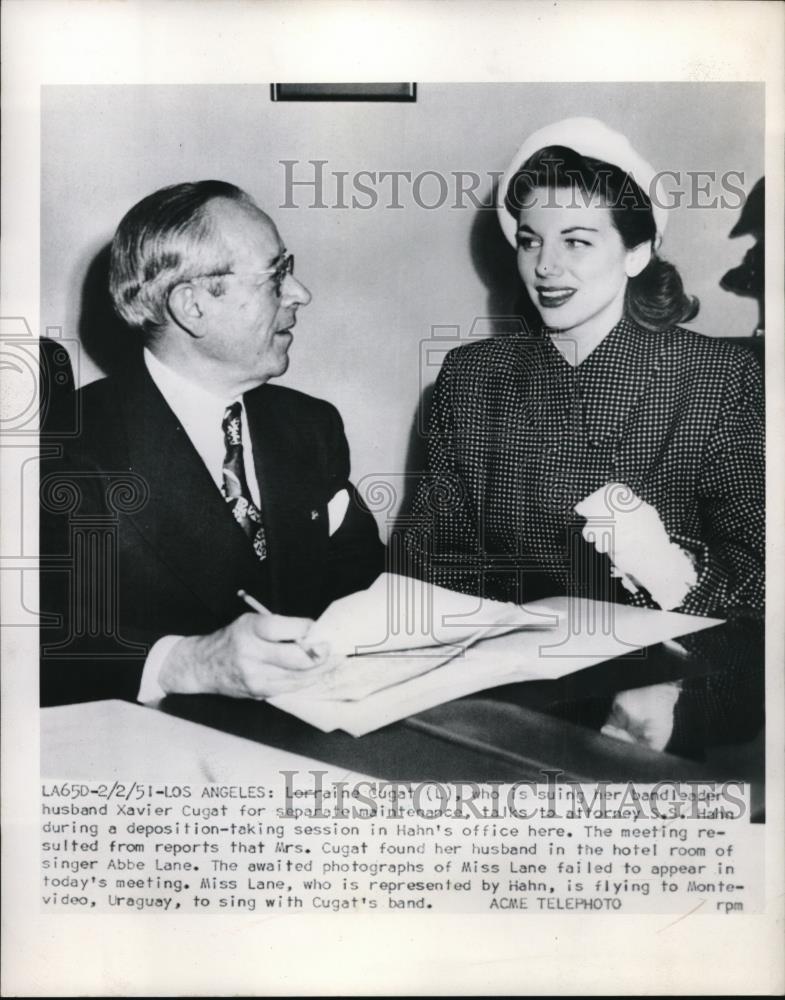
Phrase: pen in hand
[{"left": 237, "top": 590, "right": 324, "bottom": 664}]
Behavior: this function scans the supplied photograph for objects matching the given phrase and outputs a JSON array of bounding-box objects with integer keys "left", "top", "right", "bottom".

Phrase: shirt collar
[
  {"left": 143, "top": 347, "right": 240, "bottom": 433},
  {"left": 143, "top": 348, "right": 251, "bottom": 497}
]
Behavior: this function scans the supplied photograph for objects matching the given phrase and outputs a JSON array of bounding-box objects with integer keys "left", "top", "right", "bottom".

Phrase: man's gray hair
[{"left": 109, "top": 180, "right": 256, "bottom": 333}]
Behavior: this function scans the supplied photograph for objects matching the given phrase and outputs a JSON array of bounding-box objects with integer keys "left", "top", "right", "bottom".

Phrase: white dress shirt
[{"left": 143, "top": 347, "right": 260, "bottom": 505}]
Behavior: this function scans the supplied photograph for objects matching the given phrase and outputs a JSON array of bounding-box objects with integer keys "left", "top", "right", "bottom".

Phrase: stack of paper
[
  {"left": 304, "top": 572, "right": 553, "bottom": 658},
  {"left": 269, "top": 574, "right": 722, "bottom": 737}
]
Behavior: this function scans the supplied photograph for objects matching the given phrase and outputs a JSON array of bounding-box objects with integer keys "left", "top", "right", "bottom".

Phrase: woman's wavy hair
[{"left": 504, "top": 145, "right": 699, "bottom": 331}]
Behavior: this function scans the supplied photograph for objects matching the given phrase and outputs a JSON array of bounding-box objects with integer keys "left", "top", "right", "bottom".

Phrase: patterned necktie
[{"left": 221, "top": 402, "right": 267, "bottom": 561}]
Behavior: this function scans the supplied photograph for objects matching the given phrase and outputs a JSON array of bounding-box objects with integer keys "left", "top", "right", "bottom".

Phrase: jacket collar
[
  {"left": 513, "top": 318, "right": 670, "bottom": 444},
  {"left": 574, "top": 318, "right": 670, "bottom": 444}
]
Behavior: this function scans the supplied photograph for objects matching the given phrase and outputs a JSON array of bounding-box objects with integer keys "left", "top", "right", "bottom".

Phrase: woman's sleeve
[
  {"left": 677, "top": 351, "right": 765, "bottom": 620},
  {"left": 400, "top": 350, "right": 486, "bottom": 596}
]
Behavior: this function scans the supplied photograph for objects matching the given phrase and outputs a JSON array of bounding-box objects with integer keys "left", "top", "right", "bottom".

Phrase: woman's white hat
[{"left": 497, "top": 116, "right": 668, "bottom": 247}]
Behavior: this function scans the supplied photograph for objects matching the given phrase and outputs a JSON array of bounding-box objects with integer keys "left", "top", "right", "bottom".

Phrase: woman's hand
[{"left": 575, "top": 483, "right": 698, "bottom": 610}]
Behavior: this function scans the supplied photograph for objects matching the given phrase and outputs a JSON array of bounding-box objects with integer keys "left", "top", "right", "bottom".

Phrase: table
[{"left": 42, "top": 617, "right": 764, "bottom": 817}]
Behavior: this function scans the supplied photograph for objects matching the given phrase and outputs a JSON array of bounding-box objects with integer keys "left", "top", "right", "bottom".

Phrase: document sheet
[{"left": 270, "top": 575, "right": 722, "bottom": 735}]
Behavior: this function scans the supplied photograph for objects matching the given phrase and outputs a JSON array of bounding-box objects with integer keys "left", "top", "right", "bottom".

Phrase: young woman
[{"left": 404, "top": 118, "right": 764, "bottom": 624}]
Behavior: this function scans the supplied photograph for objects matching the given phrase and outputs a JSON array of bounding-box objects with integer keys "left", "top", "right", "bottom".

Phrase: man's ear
[
  {"left": 167, "top": 282, "right": 206, "bottom": 337},
  {"left": 625, "top": 241, "right": 652, "bottom": 279}
]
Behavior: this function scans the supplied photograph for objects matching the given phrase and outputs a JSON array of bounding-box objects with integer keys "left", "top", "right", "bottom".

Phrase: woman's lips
[{"left": 536, "top": 287, "right": 576, "bottom": 308}]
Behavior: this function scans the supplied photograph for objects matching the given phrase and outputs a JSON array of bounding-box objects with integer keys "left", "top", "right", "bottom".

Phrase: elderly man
[{"left": 40, "top": 180, "right": 384, "bottom": 706}]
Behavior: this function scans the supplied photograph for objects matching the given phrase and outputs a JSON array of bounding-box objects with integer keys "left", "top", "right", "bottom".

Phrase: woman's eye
[
  {"left": 516, "top": 236, "right": 541, "bottom": 251},
  {"left": 565, "top": 238, "right": 591, "bottom": 249}
]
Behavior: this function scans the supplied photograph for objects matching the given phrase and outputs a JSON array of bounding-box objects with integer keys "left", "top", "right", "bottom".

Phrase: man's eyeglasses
[
  {"left": 191, "top": 252, "right": 295, "bottom": 297},
  {"left": 256, "top": 252, "right": 295, "bottom": 296},
  {"left": 232, "top": 252, "right": 295, "bottom": 297}
]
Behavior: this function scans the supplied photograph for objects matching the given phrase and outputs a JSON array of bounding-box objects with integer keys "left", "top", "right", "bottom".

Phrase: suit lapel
[
  {"left": 244, "top": 385, "right": 328, "bottom": 613},
  {"left": 119, "top": 363, "right": 262, "bottom": 622},
  {"left": 507, "top": 335, "right": 552, "bottom": 429}
]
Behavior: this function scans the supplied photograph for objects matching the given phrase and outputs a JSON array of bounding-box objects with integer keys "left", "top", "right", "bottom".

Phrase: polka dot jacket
[{"left": 402, "top": 317, "right": 764, "bottom": 621}]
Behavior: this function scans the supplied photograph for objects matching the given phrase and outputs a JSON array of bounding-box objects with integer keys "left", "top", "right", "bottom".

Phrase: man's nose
[
  {"left": 283, "top": 273, "right": 311, "bottom": 307},
  {"left": 535, "top": 243, "right": 563, "bottom": 278}
]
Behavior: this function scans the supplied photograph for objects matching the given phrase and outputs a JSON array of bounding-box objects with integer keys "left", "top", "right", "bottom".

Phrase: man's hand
[
  {"left": 158, "top": 613, "right": 331, "bottom": 699},
  {"left": 601, "top": 682, "right": 681, "bottom": 752}
]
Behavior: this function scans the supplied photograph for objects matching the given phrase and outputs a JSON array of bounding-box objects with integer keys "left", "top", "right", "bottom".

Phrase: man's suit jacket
[{"left": 40, "top": 357, "right": 384, "bottom": 706}]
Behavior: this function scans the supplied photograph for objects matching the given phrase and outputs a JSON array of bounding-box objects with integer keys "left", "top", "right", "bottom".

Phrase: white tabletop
[{"left": 41, "top": 699, "right": 371, "bottom": 782}]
